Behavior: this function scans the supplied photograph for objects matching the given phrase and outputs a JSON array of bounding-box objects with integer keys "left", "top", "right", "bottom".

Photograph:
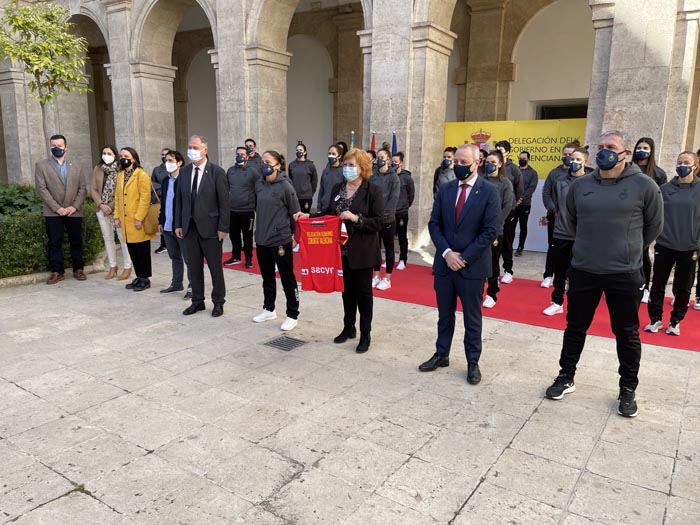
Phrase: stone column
[
  {"left": 333, "top": 12, "right": 364, "bottom": 146},
  {"left": 357, "top": 29, "right": 372, "bottom": 148},
  {"left": 245, "top": 46, "right": 292, "bottom": 154},
  {"left": 407, "top": 22, "right": 456, "bottom": 248},
  {"left": 463, "top": 0, "right": 510, "bottom": 121},
  {"left": 0, "top": 65, "right": 37, "bottom": 184},
  {"left": 584, "top": 0, "right": 615, "bottom": 152}
]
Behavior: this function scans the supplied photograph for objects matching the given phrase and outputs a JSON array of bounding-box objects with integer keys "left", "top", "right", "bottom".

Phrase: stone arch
[
  {"left": 413, "top": 0, "right": 458, "bottom": 29},
  {"left": 502, "top": 0, "right": 557, "bottom": 66}
]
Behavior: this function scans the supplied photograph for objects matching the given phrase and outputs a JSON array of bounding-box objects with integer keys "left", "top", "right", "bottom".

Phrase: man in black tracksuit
[
  {"left": 515, "top": 150, "right": 538, "bottom": 255},
  {"left": 371, "top": 148, "right": 399, "bottom": 290},
  {"left": 245, "top": 138, "right": 262, "bottom": 173},
  {"left": 152, "top": 148, "right": 170, "bottom": 254},
  {"left": 494, "top": 140, "right": 523, "bottom": 282},
  {"left": 545, "top": 131, "right": 663, "bottom": 418},
  {"left": 225, "top": 146, "right": 259, "bottom": 268},
  {"left": 392, "top": 152, "right": 415, "bottom": 269}
]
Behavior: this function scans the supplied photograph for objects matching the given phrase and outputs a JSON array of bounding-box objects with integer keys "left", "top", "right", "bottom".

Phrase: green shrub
[{"left": 0, "top": 184, "right": 104, "bottom": 278}]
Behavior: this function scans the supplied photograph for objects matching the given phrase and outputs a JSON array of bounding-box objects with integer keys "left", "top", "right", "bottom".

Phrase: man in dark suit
[
  {"left": 174, "top": 135, "right": 230, "bottom": 317},
  {"left": 34, "top": 134, "right": 88, "bottom": 285},
  {"left": 419, "top": 143, "right": 500, "bottom": 384}
]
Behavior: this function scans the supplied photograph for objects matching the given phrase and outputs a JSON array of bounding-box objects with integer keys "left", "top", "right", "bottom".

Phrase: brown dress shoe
[
  {"left": 117, "top": 268, "right": 132, "bottom": 281},
  {"left": 105, "top": 267, "right": 118, "bottom": 280},
  {"left": 73, "top": 269, "right": 87, "bottom": 281},
  {"left": 46, "top": 272, "right": 65, "bottom": 285}
]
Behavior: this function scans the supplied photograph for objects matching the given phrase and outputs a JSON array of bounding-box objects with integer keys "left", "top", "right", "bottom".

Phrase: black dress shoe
[
  {"left": 133, "top": 278, "right": 151, "bottom": 292},
  {"left": 212, "top": 304, "right": 224, "bottom": 317},
  {"left": 467, "top": 363, "right": 482, "bottom": 385},
  {"left": 355, "top": 333, "right": 370, "bottom": 353},
  {"left": 334, "top": 326, "right": 357, "bottom": 344},
  {"left": 183, "top": 303, "right": 206, "bottom": 315},
  {"left": 125, "top": 278, "right": 140, "bottom": 290},
  {"left": 419, "top": 354, "right": 450, "bottom": 372}
]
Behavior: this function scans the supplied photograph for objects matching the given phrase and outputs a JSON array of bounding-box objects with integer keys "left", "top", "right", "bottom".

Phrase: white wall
[
  {"left": 287, "top": 34, "right": 334, "bottom": 171},
  {"left": 186, "top": 49, "right": 218, "bottom": 164},
  {"left": 445, "top": 44, "right": 460, "bottom": 122},
  {"left": 509, "top": 0, "right": 594, "bottom": 120}
]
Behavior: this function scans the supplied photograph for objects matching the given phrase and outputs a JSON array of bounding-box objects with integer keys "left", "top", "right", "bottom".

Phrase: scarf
[{"left": 100, "top": 161, "right": 119, "bottom": 204}]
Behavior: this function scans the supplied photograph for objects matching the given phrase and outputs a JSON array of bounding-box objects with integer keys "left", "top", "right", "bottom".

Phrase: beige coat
[
  {"left": 34, "top": 157, "right": 87, "bottom": 217},
  {"left": 91, "top": 164, "right": 116, "bottom": 211},
  {"left": 114, "top": 167, "right": 156, "bottom": 243}
]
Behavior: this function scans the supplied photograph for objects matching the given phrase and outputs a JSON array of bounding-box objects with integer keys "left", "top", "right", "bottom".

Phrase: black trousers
[
  {"left": 374, "top": 221, "right": 396, "bottom": 274},
  {"left": 551, "top": 238, "right": 574, "bottom": 306},
  {"left": 543, "top": 212, "right": 556, "bottom": 278},
  {"left": 256, "top": 242, "right": 299, "bottom": 319},
  {"left": 298, "top": 198, "right": 313, "bottom": 213},
  {"left": 45, "top": 216, "right": 83, "bottom": 273},
  {"left": 185, "top": 221, "right": 225, "bottom": 305},
  {"left": 342, "top": 256, "right": 373, "bottom": 334},
  {"left": 229, "top": 211, "right": 254, "bottom": 260},
  {"left": 642, "top": 245, "right": 652, "bottom": 289},
  {"left": 395, "top": 213, "right": 409, "bottom": 262},
  {"left": 126, "top": 240, "right": 152, "bottom": 278},
  {"left": 485, "top": 236, "right": 503, "bottom": 300},
  {"left": 501, "top": 209, "right": 516, "bottom": 274},
  {"left": 516, "top": 204, "right": 531, "bottom": 250},
  {"left": 559, "top": 267, "right": 644, "bottom": 390},
  {"left": 648, "top": 244, "right": 697, "bottom": 324}
]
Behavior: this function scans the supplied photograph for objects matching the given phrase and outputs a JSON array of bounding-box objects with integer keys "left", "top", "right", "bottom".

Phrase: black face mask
[
  {"left": 119, "top": 158, "right": 132, "bottom": 169},
  {"left": 454, "top": 163, "right": 472, "bottom": 181},
  {"left": 518, "top": 158, "right": 528, "bottom": 168}
]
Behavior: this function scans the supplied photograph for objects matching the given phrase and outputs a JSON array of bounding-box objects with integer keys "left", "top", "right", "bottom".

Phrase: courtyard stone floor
[{"left": 1, "top": 244, "right": 699, "bottom": 524}]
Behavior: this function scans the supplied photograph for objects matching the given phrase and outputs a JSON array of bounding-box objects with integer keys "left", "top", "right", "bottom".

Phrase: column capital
[
  {"left": 245, "top": 46, "right": 292, "bottom": 71},
  {"left": 0, "top": 68, "right": 26, "bottom": 86},
  {"left": 589, "top": 0, "right": 615, "bottom": 28},
  {"left": 208, "top": 49, "right": 219, "bottom": 70},
  {"left": 466, "top": 0, "right": 506, "bottom": 13},
  {"left": 333, "top": 12, "right": 364, "bottom": 31},
  {"left": 679, "top": 0, "right": 700, "bottom": 15},
  {"left": 411, "top": 22, "right": 456, "bottom": 57},
  {"left": 104, "top": 0, "right": 132, "bottom": 15},
  {"left": 130, "top": 61, "right": 177, "bottom": 82},
  {"left": 357, "top": 29, "right": 372, "bottom": 55}
]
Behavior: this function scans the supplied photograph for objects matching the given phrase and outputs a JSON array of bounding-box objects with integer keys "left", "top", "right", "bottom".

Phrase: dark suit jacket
[
  {"left": 158, "top": 175, "right": 178, "bottom": 226},
  {"left": 34, "top": 157, "right": 87, "bottom": 217},
  {"left": 429, "top": 175, "right": 500, "bottom": 279},
  {"left": 174, "top": 161, "right": 230, "bottom": 238},
  {"left": 318, "top": 179, "right": 384, "bottom": 270}
]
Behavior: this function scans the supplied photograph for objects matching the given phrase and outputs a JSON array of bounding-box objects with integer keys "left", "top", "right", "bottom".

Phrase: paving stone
[
  {"left": 214, "top": 402, "right": 296, "bottom": 442},
  {"left": 259, "top": 416, "right": 349, "bottom": 466},
  {"left": 148, "top": 349, "right": 217, "bottom": 374},
  {"left": 665, "top": 496, "right": 700, "bottom": 525},
  {"left": 671, "top": 458, "right": 700, "bottom": 503},
  {"left": 511, "top": 419, "right": 600, "bottom": 469},
  {"left": 264, "top": 469, "right": 370, "bottom": 524},
  {"left": 71, "top": 351, "right": 144, "bottom": 377},
  {"left": 0, "top": 380, "right": 37, "bottom": 411},
  {"left": 182, "top": 359, "right": 250, "bottom": 386},
  {"left": 587, "top": 439, "right": 674, "bottom": 493},
  {"left": 388, "top": 390, "right": 465, "bottom": 427},
  {"left": 257, "top": 354, "right": 324, "bottom": 382},
  {"left": 17, "top": 367, "right": 94, "bottom": 398},
  {"left": 305, "top": 395, "right": 381, "bottom": 435},
  {"left": 0, "top": 461, "right": 74, "bottom": 522},
  {"left": 8, "top": 415, "right": 104, "bottom": 461},
  {"left": 486, "top": 448, "right": 580, "bottom": 509},
  {"left": 346, "top": 493, "right": 437, "bottom": 524},
  {"left": 677, "top": 428, "right": 700, "bottom": 462},
  {"left": 43, "top": 378, "right": 127, "bottom": 414},
  {"left": 568, "top": 472, "right": 667, "bottom": 524},
  {"left": 174, "top": 386, "right": 249, "bottom": 422},
  {"left": 600, "top": 414, "right": 679, "bottom": 457},
  {"left": 377, "top": 457, "right": 480, "bottom": 522},
  {"left": 103, "top": 364, "right": 174, "bottom": 392},
  {"left": 357, "top": 413, "right": 438, "bottom": 455},
  {"left": 560, "top": 513, "right": 606, "bottom": 525},
  {"left": 12, "top": 491, "right": 136, "bottom": 524},
  {"left": 134, "top": 375, "right": 212, "bottom": 406},
  {"left": 0, "top": 397, "right": 67, "bottom": 438},
  {"left": 0, "top": 356, "right": 64, "bottom": 382},
  {"left": 233, "top": 506, "right": 287, "bottom": 524}
]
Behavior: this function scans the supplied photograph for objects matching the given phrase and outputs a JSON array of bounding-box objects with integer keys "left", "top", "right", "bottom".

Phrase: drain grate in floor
[{"left": 264, "top": 335, "right": 307, "bottom": 352}]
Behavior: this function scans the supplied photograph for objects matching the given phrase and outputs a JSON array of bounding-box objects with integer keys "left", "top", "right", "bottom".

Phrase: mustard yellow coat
[{"left": 114, "top": 167, "right": 156, "bottom": 243}]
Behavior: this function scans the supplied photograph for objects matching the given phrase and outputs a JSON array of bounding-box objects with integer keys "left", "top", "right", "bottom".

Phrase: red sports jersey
[{"left": 295, "top": 216, "right": 344, "bottom": 293}]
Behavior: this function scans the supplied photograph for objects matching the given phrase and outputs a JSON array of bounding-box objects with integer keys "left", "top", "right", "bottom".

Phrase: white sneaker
[
  {"left": 541, "top": 276, "right": 553, "bottom": 288},
  {"left": 482, "top": 296, "right": 496, "bottom": 309},
  {"left": 397, "top": 260, "right": 406, "bottom": 271},
  {"left": 694, "top": 298, "right": 700, "bottom": 310},
  {"left": 372, "top": 275, "right": 380, "bottom": 288},
  {"left": 666, "top": 321, "right": 680, "bottom": 336},
  {"left": 280, "top": 317, "right": 298, "bottom": 331},
  {"left": 644, "top": 320, "right": 663, "bottom": 333},
  {"left": 376, "top": 277, "right": 392, "bottom": 291},
  {"left": 501, "top": 272, "right": 513, "bottom": 284},
  {"left": 293, "top": 244, "right": 300, "bottom": 253},
  {"left": 253, "top": 309, "right": 277, "bottom": 323},
  {"left": 380, "top": 260, "right": 386, "bottom": 268},
  {"left": 543, "top": 303, "right": 564, "bottom": 316},
  {"left": 641, "top": 289, "right": 650, "bottom": 303}
]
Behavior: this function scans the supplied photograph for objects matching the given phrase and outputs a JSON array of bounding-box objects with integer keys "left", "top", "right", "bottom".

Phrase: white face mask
[
  {"left": 187, "top": 148, "right": 202, "bottom": 162},
  {"left": 165, "top": 162, "right": 179, "bottom": 173},
  {"left": 102, "top": 154, "right": 115, "bottom": 165}
]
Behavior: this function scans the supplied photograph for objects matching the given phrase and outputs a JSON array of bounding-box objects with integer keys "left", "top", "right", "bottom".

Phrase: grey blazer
[
  {"left": 34, "top": 157, "right": 87, "bottom": 217},
  {"left": 174, "top": 161, "right": 230, "bottom": 238}
]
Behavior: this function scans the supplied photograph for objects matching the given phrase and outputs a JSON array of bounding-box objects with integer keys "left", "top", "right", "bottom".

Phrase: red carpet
[{"left": 222, "top": 251, "right": 699, "bottom": 353}]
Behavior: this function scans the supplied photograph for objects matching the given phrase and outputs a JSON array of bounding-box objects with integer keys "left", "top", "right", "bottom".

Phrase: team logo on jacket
[{"left": 301, "top": 268, "right": 309, "bottom": 275}]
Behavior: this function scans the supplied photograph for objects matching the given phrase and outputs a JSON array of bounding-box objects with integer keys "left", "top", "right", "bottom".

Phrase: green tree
[{"left": 0, "top": 0, "right": 90, "bottom": 148}]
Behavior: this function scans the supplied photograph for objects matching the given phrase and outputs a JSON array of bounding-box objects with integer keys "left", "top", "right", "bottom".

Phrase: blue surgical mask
[
  {"left": 454, "top": 163, "right": 472, "bottom": 181},
  {"left": 485, "top": 163, "right": 498, "bottom": 175},
  {"left": 328, "top": 155, "right": 337, "bottom": 165},
  {"left": 246, "top": 145, "right": 254, "bottom": 154},
  {"left": 562, "top": 155, "right": 572, "bottom": 167},
  {"left": 261, "top": 163, "right": 275, "bottom": 177},
  {"left": 51, "top": 147, "right": 65, "bottom": 158},
  {"left": 343, "top": 166, "right": 358, "bottom": 181},
  {"left": 676, "top": 165, "right": 694, "bottom": 178},
  {"left": 235, "top": 154, "right": 246, "bottom": 165},
  {"left": 596, "top": 149, "right": 621, "bottom": 171},
  {"left": 442, "top": 158, "right": 452, "bottom": 169},
  {"left": 570, "top": 161, "right": 583, "bottom": 173},
  {"left": 377, "top": 158, "right": 386, "bottom": 169},
  {"left": 635, "top": 149, "right": 651, "bottom": 160},
  {"left": 390, "top": 162, "right": 399, "bottom": 170},
  {"left": 296, "top": 151, "right": 304, "bottom": 159}
]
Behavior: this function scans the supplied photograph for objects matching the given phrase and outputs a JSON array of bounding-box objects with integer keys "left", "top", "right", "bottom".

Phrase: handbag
[{"left": 143, "top": 174, "right": 161, "bottom": 235}]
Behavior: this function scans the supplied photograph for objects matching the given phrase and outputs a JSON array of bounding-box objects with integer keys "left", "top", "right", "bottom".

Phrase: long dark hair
[
  {"left": 633, "top": 137, "right": 657, "bottom": 177},
  {"left": 486, "top": 150, "right": 506, "bottom": 180},
  {"left": 99, "top": 145, "right": 118, "bottom": 166},
  {"left": 120, "top": 147, "right": 141, "bottom": 168}
]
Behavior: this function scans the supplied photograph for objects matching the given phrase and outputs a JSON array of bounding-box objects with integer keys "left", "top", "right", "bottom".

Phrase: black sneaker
[
  {"left": 224, "top": 257, "right": 241, "bottom": 265},
  {"left": 155, "top": 246, "right": 167, "bottom": 254},
  {"left": 617, "top": 387, "right": 638, "bottom": 417},
  {"left": 545, "top": 374, "right": 576, "bottom": 400},
  {"left": 244, "top": 258, "right": 253, "bottom": 268}
]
